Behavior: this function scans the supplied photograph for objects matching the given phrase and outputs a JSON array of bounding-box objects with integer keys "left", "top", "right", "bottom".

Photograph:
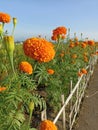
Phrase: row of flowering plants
[{"left": 0, "top": 12, "right": 97, "bottom": 130}]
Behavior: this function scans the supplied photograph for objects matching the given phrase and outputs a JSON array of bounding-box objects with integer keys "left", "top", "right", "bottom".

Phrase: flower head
[
  {"left": 81, "top": 42, "right": 87, "bottom": 48},
  {"left": 23, "top": 37, "right": 55, "bottom": 62},
  {"left": 51, "top": 26, "right": 67, "bottom": 41},
  {"left": 87, "top": 40, "right": 95, "bottom": 46},
  {"left": 40, "top": 120, "right": 58, "bottom": 130},
  {"left": 47, "top": 69, "right": 54, "bottom": 75},
  {"left": 78, "top": 68, "right": 87, "bottom": 77},
  {"left": 0, "top": 12, "right": 11, "bottom": 23},
  {"left": 81, "top": 68, "right": 87, "bottom": 74},
  {"left": 19, "top": 61, "right": 33, "bottom": 75},
  {"left": 53, "top": 26, "right": 67, "bottom": 36}
]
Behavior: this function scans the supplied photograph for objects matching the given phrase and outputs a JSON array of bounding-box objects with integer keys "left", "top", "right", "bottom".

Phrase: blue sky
[{"left": 1, "top": 0, "right": 98, "bottom": 41}]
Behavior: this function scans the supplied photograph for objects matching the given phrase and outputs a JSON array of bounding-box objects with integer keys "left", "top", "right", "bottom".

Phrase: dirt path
[{"left": 75, "top": 63, "right": 98, "bottom": 130}]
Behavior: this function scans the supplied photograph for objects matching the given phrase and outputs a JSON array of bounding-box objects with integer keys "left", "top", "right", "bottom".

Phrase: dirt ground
[{"left": 74, "top": 63, "right": 98, "bottom": 130}]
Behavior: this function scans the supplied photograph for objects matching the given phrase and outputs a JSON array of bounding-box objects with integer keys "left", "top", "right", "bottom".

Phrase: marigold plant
[
  {"left": 19, "top": 61, "right": 33, "bottom": 75},
  {"left": 23, "top": 37, "right": 55, "bottom": 62},
  {"left": 0, "top": 12, "right": 11, "bottom": 23},
  {"left": 40, "top": 120, "right": 58, "bottom": 130}
]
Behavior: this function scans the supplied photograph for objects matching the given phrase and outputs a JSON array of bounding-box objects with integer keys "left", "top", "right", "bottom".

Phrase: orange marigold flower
[
  {"left": 47, "top": 69, "right": 55, "bottom": 75},
  {"left": 0, "top": 12, "right": 11, "bottom": 23},
  {"left": 19, "top": 61, "right": 33, "bottom": 75},
  {"left": 81, "top": 68, "right": 87, "bottom": 74},
  {"left": 87, "top": 40, "right": 95, "bottom": 46},
  {"left": 51, "top": 26, "right": 67, "bottom": 41},
  {"left": 23, "top": 37, "right": 55, "bottom": 62},
  {"left": 53, "top": 26, "right": 67, "bottom": 35},
  {"left": 0, "top": 87, "right": 6, "bottom": 92},
  {"left": 40, "top": 120, "right": 58, "bottom": 130},
  {"left": 81, "top": 42, "right": 87, "bottom": 48}
]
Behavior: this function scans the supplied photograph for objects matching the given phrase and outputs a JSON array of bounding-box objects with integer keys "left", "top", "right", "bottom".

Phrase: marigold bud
[
  {"left": 47, "top": 69, "right": 54, "bottom": 75},
  {"left": 29, "top": 101, "right": 34, "bottom": 112},
  {"left": 3, "top": 36, "right": 14, "bottom": 52},
  {"left": 13, "top": 17, "right": 17, "bottom": 28},
  {"left": 3, "top": 36, "right": 15, "bottom": 73}
]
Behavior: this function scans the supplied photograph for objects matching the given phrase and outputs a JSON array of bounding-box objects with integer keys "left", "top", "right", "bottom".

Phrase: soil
[{"left": 74, "top": 63, "right": 98, "bottom": 130}]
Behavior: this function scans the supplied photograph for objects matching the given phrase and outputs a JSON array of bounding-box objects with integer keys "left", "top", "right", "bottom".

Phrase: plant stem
[
  {"left": 8, "top": 51, "right": 15, "bottom": 75},
  {"left": 27, "top": 110, "right": 33, "bottom": 130}
]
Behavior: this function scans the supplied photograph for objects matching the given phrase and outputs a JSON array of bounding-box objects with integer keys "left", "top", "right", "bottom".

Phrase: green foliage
[
  {"left": 0, "top": 71, "right": 46, "bottom": 129},
  {"left": 0, "top": 31, "right": 97, "bottom": 129}
]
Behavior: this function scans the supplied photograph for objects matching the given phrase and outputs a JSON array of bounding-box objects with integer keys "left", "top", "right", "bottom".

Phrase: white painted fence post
[
  {"left": 61, "top": 94, "right": 66, "bottom": 130},
  {"left": 70, "top": 80, "right": 73, "bottom": 111},
  {"left": 41, "top": 109, "right": 47, "bottom": 121}
]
